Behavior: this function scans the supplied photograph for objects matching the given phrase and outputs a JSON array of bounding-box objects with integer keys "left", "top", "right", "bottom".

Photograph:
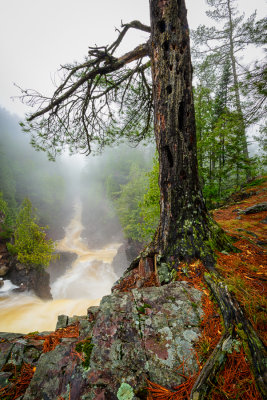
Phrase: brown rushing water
[{"left": 0, "top": 201, "right": 121, "bottom": 333}]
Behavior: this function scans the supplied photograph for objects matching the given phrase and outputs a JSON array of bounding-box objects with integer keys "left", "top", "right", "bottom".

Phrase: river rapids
[{"left": 0, "top": 201, "right": 121, "bottom": 333}]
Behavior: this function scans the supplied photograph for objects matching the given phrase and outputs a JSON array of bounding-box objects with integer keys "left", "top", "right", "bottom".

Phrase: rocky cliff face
[
  {"left": 0, "top": 241, "right": 52, "bottom": 300},
  {"left": 5, "top": 259, "right": 52, "bottom": 300},
  {"left": 0, "top": 281, "right": 203, "bottom": 399}
]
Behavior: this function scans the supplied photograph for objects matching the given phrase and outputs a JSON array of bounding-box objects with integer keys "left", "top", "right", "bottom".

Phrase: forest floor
[{"left": 147, "top": 176, "right": 267, "bottom": 399}]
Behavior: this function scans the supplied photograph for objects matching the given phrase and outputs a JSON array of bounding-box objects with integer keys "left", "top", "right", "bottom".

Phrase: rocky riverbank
[
  {"left": 0, "top": 281, "right": 203, "bottom": 399},
  {"left": 0, "top": 242, "right": 52, "bottom": 300}
]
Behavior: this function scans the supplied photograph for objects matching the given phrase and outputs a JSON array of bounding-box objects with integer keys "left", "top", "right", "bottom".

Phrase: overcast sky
[{"left": 0, "top": 0, "right": 266, "bottom": 117}]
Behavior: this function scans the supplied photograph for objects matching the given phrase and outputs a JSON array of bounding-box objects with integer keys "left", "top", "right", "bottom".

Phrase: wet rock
[
  {"left": 6, "top": 259, "right": 52, "bottom": 300},
  {"left": 0, "top": 278, "right": 3, "bottom": 288},
  {"left": 0, "top": 341, "right": 15, "bottom": 370},
  {"left": 0, "top": 332, "right": 43, "bottom": 371},
  {"left": 0, "top": 265, "right": 9, "bottom": 276},
  {"left": 56, "top": 314, "right": 69, "bottom": 330},
  {"left": 238, "top": 202, "right": 267, "bottom": 215},
  {"left": 13, "top": 282, "right": 27, "bottom": 293},
  {"left": 86, "top": 281, "right": 202, "bottom": 395},
  {"left": 15, "top": 263, "right": 26, "bottom": 271}
]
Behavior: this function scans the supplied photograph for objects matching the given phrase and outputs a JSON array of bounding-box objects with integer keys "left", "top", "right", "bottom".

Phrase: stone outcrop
[
  {"left": 0, "top": 281, "right": 203, "bottom": 399},
  {"left": 5, "top": 258, "right": 52, "bottom": 300},
  {"left": 238, "top": 202, "right": 267, "bottom": 215},
  {"left": 0, "top": 239, "right": 52, "bottom": 299}
]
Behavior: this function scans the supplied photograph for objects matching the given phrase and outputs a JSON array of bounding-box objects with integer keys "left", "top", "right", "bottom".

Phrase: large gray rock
[
  {"left": 239, "top": 202, "right": 267, "bottom": 215},
  {"left": 6, "top": 259, "right": 52, "bottom": 300},
  {"left": 1, "top": 281, "right": 203, "bottom": 399}
]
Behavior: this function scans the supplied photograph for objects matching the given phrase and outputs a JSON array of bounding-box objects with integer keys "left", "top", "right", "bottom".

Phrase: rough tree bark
[{"left": 143, "top": 0, "right": 233, "bottom": 274}]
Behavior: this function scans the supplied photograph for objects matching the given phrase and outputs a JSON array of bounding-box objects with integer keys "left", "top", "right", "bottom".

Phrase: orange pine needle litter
[
  {"left": 0, "top": 362, "right": 35, "bottom": 400},
  {"left": 216, "top": 239, "right": 267, "bottom": 345},
  {"left": 25, "top": 322, "right": 80, "bottom": 353},
  {"left": 147, "top": 371, "right": 198, "bottom": 400},
  {"left": 113, "top": 271, "right": 159, "bottom": 292},
  {"left": 210, "top": 347, "right": 263, "bottom": 400},
  {"left": 0, "top": 324, "right": 80, "bottom": 400}
]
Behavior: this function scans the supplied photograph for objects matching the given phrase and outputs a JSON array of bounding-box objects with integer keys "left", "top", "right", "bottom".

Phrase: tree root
[
  {"left": 190, "top": 269, "right": 267, "bottom": 400},
  {"left": 190, "top": 332, "right": 232, "bottom": 400}
]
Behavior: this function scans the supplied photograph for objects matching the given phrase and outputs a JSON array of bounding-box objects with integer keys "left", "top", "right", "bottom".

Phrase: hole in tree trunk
[
  {"left": 166, "top": 85, "right": 172, "bottom": 95},
  {"left": 169, "top": 64, "right": 173, "bottom": 71},
  {"left": 163, "top": 40, "right": 170, "bottom": 52},
  {"left": 164, "top": 146, "right": 174, "bottom": 168},
  {"left": 158, "top": 20, "right": 166, "bottom": 33}
]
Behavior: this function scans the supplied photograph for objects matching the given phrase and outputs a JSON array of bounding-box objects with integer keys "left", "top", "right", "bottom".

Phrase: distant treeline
[{"left": 0, "top": 107, "right": 71, "bottom": 239}]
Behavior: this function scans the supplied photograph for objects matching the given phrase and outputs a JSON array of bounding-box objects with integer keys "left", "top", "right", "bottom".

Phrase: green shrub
[{"left": 7, "top": 198, "right": 57, "bottom": 268}]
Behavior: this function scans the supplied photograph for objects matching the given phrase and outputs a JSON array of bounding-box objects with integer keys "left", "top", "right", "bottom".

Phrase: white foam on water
[{"left": 0, "top": 199, "right": 121, "bottom": 333}]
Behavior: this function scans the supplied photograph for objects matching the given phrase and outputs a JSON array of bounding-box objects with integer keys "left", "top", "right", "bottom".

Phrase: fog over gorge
[{"left": 0, "top": 106, "right": 153, "bottom": 332}]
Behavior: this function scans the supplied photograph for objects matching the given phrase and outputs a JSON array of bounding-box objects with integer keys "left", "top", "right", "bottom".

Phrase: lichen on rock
[{"left": 117, "top": 382, "right": 135, "bottom": 400}]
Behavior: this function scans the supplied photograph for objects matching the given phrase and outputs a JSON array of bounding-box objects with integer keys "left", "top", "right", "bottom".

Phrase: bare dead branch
[{"left": 27, "top": 42, "right": 149, "bottom": 122}]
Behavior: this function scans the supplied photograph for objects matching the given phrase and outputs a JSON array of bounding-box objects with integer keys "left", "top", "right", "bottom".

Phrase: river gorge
[{"left": 0, "top": 200, "right": 121, "bottom": 333}]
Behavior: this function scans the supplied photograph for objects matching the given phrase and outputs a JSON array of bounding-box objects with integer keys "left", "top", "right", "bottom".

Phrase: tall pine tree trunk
[{"left": 148, "top": 0, "right": 233, "bottom": 270}]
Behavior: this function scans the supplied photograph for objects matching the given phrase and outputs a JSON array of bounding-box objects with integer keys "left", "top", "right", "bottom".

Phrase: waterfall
[{"left": 0, "top": 200, "right": 121, "bottom": 333}]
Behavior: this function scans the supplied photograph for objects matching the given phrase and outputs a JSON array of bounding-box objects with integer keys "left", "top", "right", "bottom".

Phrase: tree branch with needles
[{"left": 18, "top": 20, "right": 152, "bottom": 160}]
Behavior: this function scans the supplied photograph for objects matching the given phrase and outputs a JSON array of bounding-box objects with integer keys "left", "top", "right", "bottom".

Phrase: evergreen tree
[
  {"left": 191, "top": 0, "right": 262, "bottom": 176},
  {"left": 7, "top": 199, "right": 57, "bottom": 268}
]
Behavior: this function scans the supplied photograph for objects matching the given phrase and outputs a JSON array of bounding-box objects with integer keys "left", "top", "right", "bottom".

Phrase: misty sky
[{"left": 0, "top": 0, "right": 266, "bottom": 117}]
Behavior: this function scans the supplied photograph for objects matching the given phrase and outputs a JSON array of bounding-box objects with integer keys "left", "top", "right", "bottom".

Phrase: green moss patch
[{"left": 75, "top": 337, "right": 94, "bottom": 369}]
